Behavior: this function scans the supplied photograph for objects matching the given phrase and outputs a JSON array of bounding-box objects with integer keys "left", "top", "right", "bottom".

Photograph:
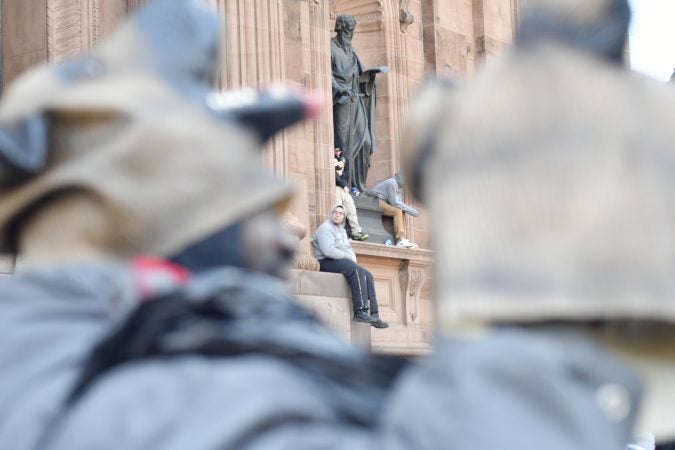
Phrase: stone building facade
[{"left": 0, "top": 0, "right": 520, "bottom": 354}]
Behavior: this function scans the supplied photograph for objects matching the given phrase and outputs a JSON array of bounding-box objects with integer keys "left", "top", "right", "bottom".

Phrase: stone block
[
  {"left": 292, "top": 269, "right": 350, "bottom": 297},
  {"left": 291, "top": 269, "right": 372, "bottom": 349}
]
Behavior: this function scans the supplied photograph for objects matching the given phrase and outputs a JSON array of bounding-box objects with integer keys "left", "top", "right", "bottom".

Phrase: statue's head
[
  {"left": 517, "top": 0, "right": 630, "bottom": 64},
  {"left": 0, "top": 0, "right": 315, "bottom": 277},
  {"left": 335, "top": 14, "right": 357, "bottom": 43}
]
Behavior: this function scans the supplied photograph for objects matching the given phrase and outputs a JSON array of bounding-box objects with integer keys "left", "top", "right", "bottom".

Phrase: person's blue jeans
[{"left": 319, "top": 258, "right": 379, "bottom": 314}]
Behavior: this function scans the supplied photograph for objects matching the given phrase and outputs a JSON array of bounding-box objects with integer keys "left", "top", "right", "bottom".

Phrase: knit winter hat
[{"left": 401, "top": 1, "right": 675, "bottom": 327}]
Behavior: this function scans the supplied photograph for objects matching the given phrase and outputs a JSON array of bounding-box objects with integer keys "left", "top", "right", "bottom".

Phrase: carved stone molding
[
  {"left": 330, "top": 0, "right": 384, "bottom": 32},
  {"left": 46, "top": 0, "right": 132, "bottom": 62},
  {"left": 47, "top": 0, "right": 88, "bottom": 61},
  {"left": 399, "top": 260, "right": 426, "bottom": 323},
  {"left": 87, "top": 0, "right": 100, "bottom": 47}
]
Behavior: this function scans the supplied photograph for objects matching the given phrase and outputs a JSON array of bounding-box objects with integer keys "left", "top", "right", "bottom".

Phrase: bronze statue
[{"left": 331, "top": 14, "right": 388, "bottom": 193}]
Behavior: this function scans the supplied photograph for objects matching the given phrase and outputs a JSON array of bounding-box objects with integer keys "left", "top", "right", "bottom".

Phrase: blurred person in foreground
[
  {"left": 0, "top": 1, "right": 670, "bottom": 450},
  {"left": 401, "top": 0, "right": 675, "bottom": 448}
]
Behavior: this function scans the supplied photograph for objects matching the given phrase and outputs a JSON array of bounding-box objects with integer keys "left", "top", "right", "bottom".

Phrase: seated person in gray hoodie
[
  {"left": 313, "top": 205, "right": 388, "bottom": 328},
  {"left": 370, "top": 172, "right": 419, "bottom": 248}
]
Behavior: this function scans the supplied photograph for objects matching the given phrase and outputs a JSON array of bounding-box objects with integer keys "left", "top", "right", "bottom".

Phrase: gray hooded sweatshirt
[
  {"left": 371, "top": 175, "right": 419, "bottom": 217},
  {"left": 313, "top": 204, "right": 357, "bottom": 262}
]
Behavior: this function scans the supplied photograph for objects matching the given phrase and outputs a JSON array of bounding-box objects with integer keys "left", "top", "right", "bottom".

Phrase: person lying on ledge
[{"left": 370, "top": 172, "right": 419, "bottom": 248}]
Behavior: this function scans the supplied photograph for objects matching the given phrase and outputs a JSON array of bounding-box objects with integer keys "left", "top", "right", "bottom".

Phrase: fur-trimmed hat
[
  {"left": 0, "top": 0, "right": 296, "bottom": 265},
  {"left": 401, "top": 0, "right": 675, "bottom": 327}
]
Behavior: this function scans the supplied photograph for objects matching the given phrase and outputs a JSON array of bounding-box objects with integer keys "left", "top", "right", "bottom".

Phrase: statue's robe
[{"left": 331, "top": 37, "right": 377, "bottom": 192}]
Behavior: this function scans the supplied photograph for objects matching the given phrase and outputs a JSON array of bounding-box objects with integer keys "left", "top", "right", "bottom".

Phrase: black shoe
[
  {"left": 354, "top": 310, "right": 376, "bottom": 324},
  {"left": 370, "top": 313, "right": 389, "bottom": 329}
]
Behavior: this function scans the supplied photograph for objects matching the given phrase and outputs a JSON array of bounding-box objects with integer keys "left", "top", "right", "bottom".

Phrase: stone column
[
  {"left": 282, "top": 0, "right": 333, "bottom": 270},
  {"left": 296, "top": 0, "right": 334, "bottom": 235},
  {"left": 214, "top": 0, "right": 334, "bottom": 270},
  {"left": 217, "top": 0, "right": 288, "bottom": 176}
]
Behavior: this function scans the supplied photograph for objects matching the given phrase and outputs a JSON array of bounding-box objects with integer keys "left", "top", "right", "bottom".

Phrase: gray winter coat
[
  {"left": 0, "top": 264, "right": 640, "bottom": 450},
  {"left": 313, "top": 205, "right": 357, "bottom": 261}
]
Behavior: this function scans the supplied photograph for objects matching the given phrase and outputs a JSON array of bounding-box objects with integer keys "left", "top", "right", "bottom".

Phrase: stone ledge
[
  {"left": 375, "top": 342, "right": 431, "bottom": 356},
  {"left": 289, "top": 269, "right": 351, "bottom": 298},
  {"left": 351, "top": 241, "right": 434, "bottom": 262}
]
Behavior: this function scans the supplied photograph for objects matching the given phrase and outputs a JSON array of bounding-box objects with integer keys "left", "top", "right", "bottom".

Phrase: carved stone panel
[
  {"left": 352, "top": 242, "right": 433, "bottom": 355},
  {"left": 330, "top": 0, "right": 384, "bottom": 32}
]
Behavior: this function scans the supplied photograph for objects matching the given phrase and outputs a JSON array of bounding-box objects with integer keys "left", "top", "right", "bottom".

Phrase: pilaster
[
  {"left": 472, "top": 0, "right": 518, "bottom": 63},
  {"left": 1, "top": 0, "right": 47, "bottom": 86}
]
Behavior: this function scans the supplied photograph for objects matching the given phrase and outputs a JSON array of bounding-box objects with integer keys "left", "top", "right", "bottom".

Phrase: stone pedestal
[
  {"left": 351, "top": 242, "right": 434, "bottom": 355},
  {"left": 346, "top": 195, "right": 394, "bottom": 244}
]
